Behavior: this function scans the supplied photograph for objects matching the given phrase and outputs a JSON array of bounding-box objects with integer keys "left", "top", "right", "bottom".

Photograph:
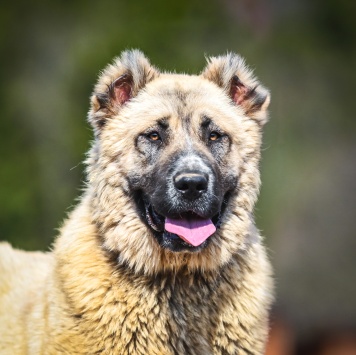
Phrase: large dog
[{"left": 0, "top": 50, "right": 273, "bottom": 354}]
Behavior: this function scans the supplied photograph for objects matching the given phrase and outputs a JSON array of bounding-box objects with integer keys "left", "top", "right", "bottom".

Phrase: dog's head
[{"left": 87, "top": 50, "right": 270, "bottom": 274}]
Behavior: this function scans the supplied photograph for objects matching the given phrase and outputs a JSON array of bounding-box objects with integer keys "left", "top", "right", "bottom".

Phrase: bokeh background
[{"left": 1, "top": 1, "right": 355, "bottom": 354}]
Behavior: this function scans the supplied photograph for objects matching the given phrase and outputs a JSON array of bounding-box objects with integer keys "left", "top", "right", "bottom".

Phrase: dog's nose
[{"left": 174, "top": 173, "right": 208, "bottom": 199}]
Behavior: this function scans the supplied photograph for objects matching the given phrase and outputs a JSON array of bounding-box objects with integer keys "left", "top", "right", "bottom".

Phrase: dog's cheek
[
  {"left": 136, "top": 136, "right": 162, "bottom": 162},
  {"left": 126, "top": 165, "right": 155, "bottom": 193},
  {"left": 208, "top": 155, "right": 238, "bottom": 197},
  {"left": 125, "top": 157, "right": 161, "bottom": 196},
  {"left": 126, "top": 172, "right": 143, "bottom": 190},
  {"left": 125, "top": 139, "right": 160, "bottom": 190},
  {"left": 208, "top": 136, "right": 231, "bottom": 164},
  {"left": 223, "top": 172, "right": 239, "bottom": 193}
]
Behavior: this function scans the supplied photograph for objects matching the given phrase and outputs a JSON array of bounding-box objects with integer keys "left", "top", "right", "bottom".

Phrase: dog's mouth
[{"left": 137, "top": 193, "right": 229, "bottom": 252}]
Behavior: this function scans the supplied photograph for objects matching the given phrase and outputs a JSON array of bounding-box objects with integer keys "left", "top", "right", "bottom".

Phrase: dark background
[{"left": 1, "top": 1, "right": 355, "bottom": 353}]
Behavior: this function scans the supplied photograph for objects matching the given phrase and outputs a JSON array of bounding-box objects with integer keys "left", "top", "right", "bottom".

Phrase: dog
[{"left": 0, "top": 50, "right": 273, "bottom": 354}]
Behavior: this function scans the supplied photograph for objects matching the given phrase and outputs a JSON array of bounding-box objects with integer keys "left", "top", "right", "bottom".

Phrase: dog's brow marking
[
  {"left": 157, "top": 118, "right": 169, "bottom": 129},
  {"left": 201, "top": 116, "right": 212, "bottom": 128}
]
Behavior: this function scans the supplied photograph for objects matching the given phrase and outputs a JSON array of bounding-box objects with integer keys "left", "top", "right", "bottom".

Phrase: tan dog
[{"left": 0, "top": 50, "right": 273, "bottom": 354}]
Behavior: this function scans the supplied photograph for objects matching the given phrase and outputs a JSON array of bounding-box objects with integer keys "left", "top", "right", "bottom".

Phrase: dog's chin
[
  {"left": 134, "top": 191, "right": 230, "bottom": 253},
  {"left": 155, "top": 231, "right": 210, "bottom": 253}
]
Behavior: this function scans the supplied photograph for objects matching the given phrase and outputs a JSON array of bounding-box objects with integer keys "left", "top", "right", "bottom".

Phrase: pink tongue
[{"left": 165, "top": 217, "right": 216, "bottom": 247}]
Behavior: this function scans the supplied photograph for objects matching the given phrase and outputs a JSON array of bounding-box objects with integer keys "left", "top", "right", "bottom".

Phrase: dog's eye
[
  {"left": 148, "top": 132, "right": 161, "bottom": 141},
  {"left": 209, "top": 131, "right": 221, "bottom": 141}
]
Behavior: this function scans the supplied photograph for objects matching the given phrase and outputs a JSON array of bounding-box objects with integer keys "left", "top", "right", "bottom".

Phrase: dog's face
[
  {"left": 87, "top": 51, "right": 270, "bottom": 274},
  {"left": 127, "top": 77, "right": 240, "bottom": 253}
]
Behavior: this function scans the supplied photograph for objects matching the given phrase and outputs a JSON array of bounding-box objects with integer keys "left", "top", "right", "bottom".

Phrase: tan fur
[{"left": 0, "top": 50, "right": 273, "bottom": 354}]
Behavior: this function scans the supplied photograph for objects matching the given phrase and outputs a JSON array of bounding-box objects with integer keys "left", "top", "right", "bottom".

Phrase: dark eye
[
  {"left": 209, "top": 131, "right": 221, "bottom": 141},
  {"left": 147, "top": 131, "right": 161, "bottom": 141}
]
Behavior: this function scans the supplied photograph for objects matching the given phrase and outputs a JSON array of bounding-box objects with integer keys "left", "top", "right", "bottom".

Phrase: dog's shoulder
[
  {"left": 0, "top": 242, "right": 53, "bottom": 296},
  {"left": 0, "top": 243, "right": 54, "bottom": 352}
]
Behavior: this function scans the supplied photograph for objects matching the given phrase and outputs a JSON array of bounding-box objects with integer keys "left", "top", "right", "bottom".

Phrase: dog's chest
[
  {"left": 71, "top": 271, "right": 223, "bottom": 355},
  {"left": 116, "top": 273, "right": 220, "bottom": 354}
]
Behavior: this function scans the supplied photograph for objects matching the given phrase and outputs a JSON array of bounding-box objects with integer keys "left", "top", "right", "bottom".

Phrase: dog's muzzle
[{"left": 133, "top": 153, "right": 229, "bottom": 252}]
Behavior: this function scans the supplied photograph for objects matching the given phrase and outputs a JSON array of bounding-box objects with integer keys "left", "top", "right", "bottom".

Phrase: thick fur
[{"left": 0, "top": 50, "right": 273, "bottom": 354}]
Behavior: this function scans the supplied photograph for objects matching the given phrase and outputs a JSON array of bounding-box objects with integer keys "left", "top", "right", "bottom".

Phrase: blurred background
[{"left": 1, "top": 0, "right": 355, "bottom": 353}]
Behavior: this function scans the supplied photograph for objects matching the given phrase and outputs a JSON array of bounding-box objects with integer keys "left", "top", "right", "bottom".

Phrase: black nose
[{"left": 174, "top": 172, "right": 208, "bottom": 199}]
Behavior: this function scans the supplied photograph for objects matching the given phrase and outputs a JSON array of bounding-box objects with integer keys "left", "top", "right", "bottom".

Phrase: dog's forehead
[
  {"left": 129, "top": 74, "right": 243, "bottom": 128},
  {"left": 146, "top": 73, "right": 223, "bottom": 101}
]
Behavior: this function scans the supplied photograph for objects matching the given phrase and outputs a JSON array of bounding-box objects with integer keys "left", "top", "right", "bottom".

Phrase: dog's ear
[
  {"left": 201, "top": 53, "right": 270, "bottom": 124},
  {"left": 89, "top": 50, "right": 159, "bottom": 132}
]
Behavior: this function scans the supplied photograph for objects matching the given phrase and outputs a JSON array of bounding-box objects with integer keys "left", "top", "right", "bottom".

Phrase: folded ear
[
  {"left": 88, "top": 49, "right": 159, "bottom": 133},
  {"left": 201, "top": 53, "right": 270, "bottom": 124}
]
